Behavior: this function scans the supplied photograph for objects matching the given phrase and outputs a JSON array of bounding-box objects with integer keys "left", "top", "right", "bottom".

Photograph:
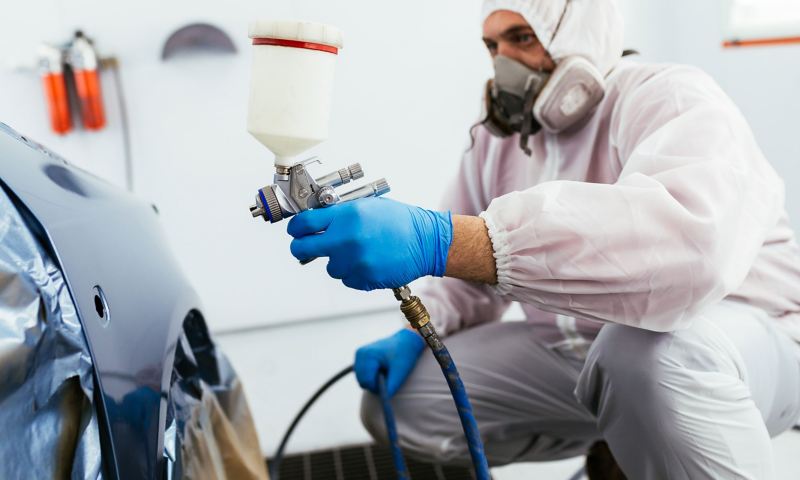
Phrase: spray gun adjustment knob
[
  {"left": 263, "top": 187, "right": 284, "bottom": 222},
  {"left": 347, "top": 163, "right": 364, "bottom": 180},
  {"left": 374, "top": 178, "right": 390, "bottom": 197},
  {"left": 316, "top": 162, "right": 364, "bottom": 188},
  {"left": 334, "top": 163, "right": 363, "bottom": 184}
]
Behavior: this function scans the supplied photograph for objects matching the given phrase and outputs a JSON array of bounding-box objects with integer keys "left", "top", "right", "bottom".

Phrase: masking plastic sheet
[
  {"left": 165, "top": 313, "right": 269, "bottom": 480},
  {"left": 0, "top": 186, "right": 102, "bottom": 479}
]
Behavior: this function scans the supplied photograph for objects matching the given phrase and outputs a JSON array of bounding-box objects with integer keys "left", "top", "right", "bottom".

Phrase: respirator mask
[{"left": 482, "top": 51, "right": 606, "bottom": 155}]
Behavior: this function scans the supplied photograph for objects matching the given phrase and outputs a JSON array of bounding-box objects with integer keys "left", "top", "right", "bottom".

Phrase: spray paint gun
[
  {"left": 246, "top": 20, "right": 389, "bottom": 225},
  {"left": 248, "top": 158, "right": 389, "bottom": 224}
]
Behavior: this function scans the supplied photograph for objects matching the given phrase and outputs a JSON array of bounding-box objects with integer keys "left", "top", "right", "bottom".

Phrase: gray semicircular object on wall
[{"left": 161, "top": 23, "right": 237, "bottom": 60}]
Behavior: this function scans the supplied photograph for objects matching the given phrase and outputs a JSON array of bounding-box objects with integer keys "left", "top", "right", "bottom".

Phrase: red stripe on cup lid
[{"left": 252, "top": 37, "right": 338, "bottom": 54}]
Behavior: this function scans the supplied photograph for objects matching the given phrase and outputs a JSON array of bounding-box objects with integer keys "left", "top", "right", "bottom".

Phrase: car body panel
[{"left": 0, "top": 123, "right": 201, "bottom": 479}]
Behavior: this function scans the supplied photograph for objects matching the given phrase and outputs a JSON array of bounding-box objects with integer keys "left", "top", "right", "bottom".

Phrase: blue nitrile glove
[
  {"left": 287, "top": 197, "right": 453, "bottom": 291},
  {"left": 355, "top": 329, "right": 426, "bottom": 397}
]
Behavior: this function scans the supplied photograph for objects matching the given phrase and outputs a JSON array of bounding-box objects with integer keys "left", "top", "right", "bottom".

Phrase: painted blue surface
[{"left": 0, "top": 123, "right": 201, "bottom": 479}]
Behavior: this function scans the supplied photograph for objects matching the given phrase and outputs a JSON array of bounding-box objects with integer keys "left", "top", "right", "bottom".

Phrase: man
[{"left": 287, "top": 0, "right": 800, "bottom": 478}]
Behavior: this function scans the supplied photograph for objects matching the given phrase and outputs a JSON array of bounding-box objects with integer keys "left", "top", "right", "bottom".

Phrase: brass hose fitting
[
  {"left": 393, "top": 286, "right": 443, "bottom": 351},
  {"left": 399, "top": 297, "right": 429, "bottom": 329}
]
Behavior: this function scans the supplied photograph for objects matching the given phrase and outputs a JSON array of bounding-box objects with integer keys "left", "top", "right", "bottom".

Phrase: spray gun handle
[{"left": 297, "top": 178, "right": 391, "bottom": 265}]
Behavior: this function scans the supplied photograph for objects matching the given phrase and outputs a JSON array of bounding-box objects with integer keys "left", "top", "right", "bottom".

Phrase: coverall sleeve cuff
[{"left": 478, "top": 210, "right": 514, "bottom": 297}]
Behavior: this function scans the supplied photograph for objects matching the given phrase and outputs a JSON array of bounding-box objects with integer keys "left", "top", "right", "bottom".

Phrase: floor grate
[{"left": 267, "top": 443, "right": 481, "bottom": 480}]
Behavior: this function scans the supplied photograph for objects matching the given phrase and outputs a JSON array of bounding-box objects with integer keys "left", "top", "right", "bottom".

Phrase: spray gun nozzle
[{"left": 249, "top": 203, "right": 265, "bottom": 218}]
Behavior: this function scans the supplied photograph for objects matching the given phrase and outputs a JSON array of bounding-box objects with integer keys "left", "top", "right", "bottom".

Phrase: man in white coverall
[{"left": 286, "top": 0, "right": 800, "bottom": 478}]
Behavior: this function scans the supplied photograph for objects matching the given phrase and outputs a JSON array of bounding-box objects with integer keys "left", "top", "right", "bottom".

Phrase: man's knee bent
[{"left": 576, "top": 323, "right": 676, "bottom": 416}]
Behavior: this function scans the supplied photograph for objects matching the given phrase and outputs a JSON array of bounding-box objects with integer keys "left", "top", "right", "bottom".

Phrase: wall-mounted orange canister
[
  {"left": 69, "top": 32, "right": 106, "bottom": 130},
  {"left": 38, "top": 44, "right": 72, "bottom": 135}
]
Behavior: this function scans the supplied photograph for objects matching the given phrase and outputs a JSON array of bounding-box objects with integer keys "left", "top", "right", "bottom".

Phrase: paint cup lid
[{"left": 248, "top": 20, "right": 343, "bottom": 50}]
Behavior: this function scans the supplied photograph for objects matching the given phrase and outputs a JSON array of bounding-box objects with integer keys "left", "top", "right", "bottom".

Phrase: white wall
[{"left": 0, "top": 0, "right": 490, "bottom": 333}]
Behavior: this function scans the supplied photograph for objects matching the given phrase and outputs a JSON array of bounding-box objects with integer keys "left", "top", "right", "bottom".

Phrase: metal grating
[{"left": 267, "top": 443, "right": 481, "bottom": 480}]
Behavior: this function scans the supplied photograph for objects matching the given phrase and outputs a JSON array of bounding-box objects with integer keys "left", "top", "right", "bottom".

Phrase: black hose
[{"left": 269, "top": 365, "right": 354, "bottom": 480}]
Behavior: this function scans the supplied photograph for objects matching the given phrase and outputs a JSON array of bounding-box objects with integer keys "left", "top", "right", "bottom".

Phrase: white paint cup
[{"left": 247, "top": 20, "right": 344, "bottom": 167}]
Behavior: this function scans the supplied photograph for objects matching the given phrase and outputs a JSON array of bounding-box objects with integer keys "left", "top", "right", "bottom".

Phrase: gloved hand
[
  {"left": 287, "top": 197, "right": 453, "bottom": 291},
  {"left": 355, "top": 328, "right": 426, "bottom": 397}
]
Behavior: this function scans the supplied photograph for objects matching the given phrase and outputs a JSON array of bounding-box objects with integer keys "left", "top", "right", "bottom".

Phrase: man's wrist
[{"left": 444, "top": 215, "right": 498, "bottom": 284}]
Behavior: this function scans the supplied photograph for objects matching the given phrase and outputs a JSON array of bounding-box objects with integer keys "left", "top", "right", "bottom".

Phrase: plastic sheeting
[
  {"left": 166, "top": 312, "right": 269, "bottom": 480},
  {"left": 0, "top": 185, "right": 102, "bottom": 478}
]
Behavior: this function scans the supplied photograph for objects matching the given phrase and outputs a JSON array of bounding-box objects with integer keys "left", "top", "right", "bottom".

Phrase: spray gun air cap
[{"left": 247, "top": 20, "right": 344, "bottom": 168}]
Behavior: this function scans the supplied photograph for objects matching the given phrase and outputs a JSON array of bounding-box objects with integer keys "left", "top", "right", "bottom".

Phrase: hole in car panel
[{"left": 92, "top": 285, "right": 110, "bottom": 327}]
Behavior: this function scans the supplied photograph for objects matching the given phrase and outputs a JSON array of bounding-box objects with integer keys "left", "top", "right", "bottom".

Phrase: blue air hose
[
  {"left": 393, "top": 285, "right": 491, "bottom": 479},
  {"left": 429, "top": 343, "right": 490, "bottom": 479},
  {"left": 271, "top": 362, "right": 489, "bottom": 480},
  {"left": 270, "top": 287, "right": 491, "bottom": 480},
  {"left": 377, "top": 373, "right": 410, "bottom": 479},
  {"left": 377, "top": 340, "right": 490, "bottom": 480},
  {"left": 270, "top": 352, "right": 490, "bottom": 480}
]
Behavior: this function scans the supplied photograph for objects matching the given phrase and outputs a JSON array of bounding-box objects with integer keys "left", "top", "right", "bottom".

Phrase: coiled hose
[
  {"left": 270, "top": 365, "right": 487, "bottom": 480},
  {"left": 270, "top": 286, "right": 490, "bottom": 480}
]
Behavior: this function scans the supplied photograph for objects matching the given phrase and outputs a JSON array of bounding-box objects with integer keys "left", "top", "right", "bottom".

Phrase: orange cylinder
[
  {"left": 41, "top": 72, "right": 72, "bottom": 134},
  {"left": 39, "top": 44, "right": 72, "bottom": 135},
  {"left": 73, "top": 68, "right": 106, "bottom": 130}
]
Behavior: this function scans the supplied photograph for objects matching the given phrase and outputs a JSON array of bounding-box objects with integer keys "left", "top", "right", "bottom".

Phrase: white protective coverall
[{"left": 361, "top": 0, "right": 800, "bottom": 478}]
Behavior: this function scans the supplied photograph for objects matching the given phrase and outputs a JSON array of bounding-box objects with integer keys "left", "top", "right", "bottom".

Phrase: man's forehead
[{"left": 482, "top": 10, "right": 534, "bottom": 38}]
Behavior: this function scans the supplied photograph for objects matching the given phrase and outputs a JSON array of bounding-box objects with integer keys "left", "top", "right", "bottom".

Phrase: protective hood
[{"left": 481, "top": 0, "right": 625, "bottom": 76}]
